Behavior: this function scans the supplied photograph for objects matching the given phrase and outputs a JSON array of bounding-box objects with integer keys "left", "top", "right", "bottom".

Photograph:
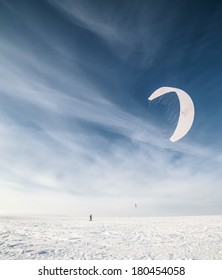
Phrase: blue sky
[{"left": 0, "top": 0, "right": 222, "bottom": 216}]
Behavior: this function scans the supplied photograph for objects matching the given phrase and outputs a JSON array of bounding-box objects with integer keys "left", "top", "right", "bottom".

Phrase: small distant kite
[{"left": 148, "top": 87, "right": 195, "bottom": 142}]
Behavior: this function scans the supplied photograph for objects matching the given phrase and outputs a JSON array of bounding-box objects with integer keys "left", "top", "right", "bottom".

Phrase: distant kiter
[{"left": 89, "top": 214, "right": 92, "bottom": 221}]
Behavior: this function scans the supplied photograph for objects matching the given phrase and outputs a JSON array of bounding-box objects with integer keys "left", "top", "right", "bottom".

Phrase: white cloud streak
[
  {"left": 48, "top": 0, "right": 175, "bottom": 67},
  {"left": 0, "top": 0, "right": 221, "bottom": 216}
]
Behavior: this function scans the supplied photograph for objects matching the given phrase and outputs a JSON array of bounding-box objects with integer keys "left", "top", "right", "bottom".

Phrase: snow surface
[{"left": 0, "top": 215, "right": 221, "bottom": 260}]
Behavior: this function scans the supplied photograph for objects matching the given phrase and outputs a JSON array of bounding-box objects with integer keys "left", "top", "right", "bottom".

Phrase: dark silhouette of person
[{"left": 89, "top": 214, "right": 92, "bottom": 221}]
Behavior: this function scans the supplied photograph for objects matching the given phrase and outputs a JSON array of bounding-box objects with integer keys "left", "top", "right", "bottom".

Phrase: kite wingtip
[{"left": 170, "top": 137, "right": 177, "bottom": 142}]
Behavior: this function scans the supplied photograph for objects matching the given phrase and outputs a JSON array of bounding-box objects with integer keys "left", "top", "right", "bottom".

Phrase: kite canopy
[{"left": 148, "top": 87, "right": 195, "bottom": 142}]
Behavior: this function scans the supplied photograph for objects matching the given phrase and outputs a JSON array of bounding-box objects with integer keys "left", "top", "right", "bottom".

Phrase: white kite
[{"left": 148, "top": 87, "right": 195, "bottom": 142}]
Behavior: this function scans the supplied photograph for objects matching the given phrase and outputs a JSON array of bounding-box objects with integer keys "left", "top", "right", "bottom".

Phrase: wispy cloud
[
  {"left": 0, "top": 0, "right": 221, "bottom": 216},
  {"left": 48, "top": 0, "right": 176, "bottom": 67}
]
